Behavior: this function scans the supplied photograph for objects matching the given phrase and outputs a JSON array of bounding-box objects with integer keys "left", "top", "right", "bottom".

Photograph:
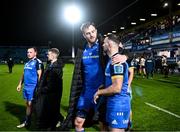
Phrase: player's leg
[
  {"left": 25, "top": 101, "right": 32, "bottom": 125},
  {"left": 24, "top": 89, "right": 34, "bottom": 127},
  {"left": 146, "top": 70, "right": 149, "bottom": 79},
  {"left": 151, "top": 70, "right": 153, "bottom": 78},
  {"left": 111, "top": 128, "right": 125, "bottom": 132},
  {"left": 74, "top": 116, "right": 85, "bottom": 132},
  {"left": 17, "top": 89, "right": 33, "bottom": 128},
  {"left": 74, "top": 96, "right": 87, "bottom": 132},
  {"left": 99, "top": 121, "right": 109, "bottom": 131},
  {"left": 98, "top": 96, "right": 109, "bottom": 131},
  {"left": 143, "top": 67, "right": 146, "bottom": 78}
]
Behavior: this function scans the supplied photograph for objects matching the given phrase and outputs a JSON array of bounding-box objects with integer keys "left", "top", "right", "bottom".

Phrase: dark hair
[
  {"left": 80, "top": 22, "right": 96, "bottom": 33},
  {"left": 28, "top": 47, "right": 38, "bottom": 53},
  {"left": 48, "top": 48, "right": 60, "bottom": 57},
  {"left": 106, "top": 34, "right": 120, "bottom": 45}
]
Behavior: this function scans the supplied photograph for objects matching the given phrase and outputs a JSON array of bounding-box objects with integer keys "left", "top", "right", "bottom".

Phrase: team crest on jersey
[{"left": 114, "top": 64, "right": 123, "bottom": 74}]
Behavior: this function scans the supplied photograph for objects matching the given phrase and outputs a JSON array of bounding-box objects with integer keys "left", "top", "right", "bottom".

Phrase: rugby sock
[{"left": 25, "top": 115, "right": 31, "bottom": 125}]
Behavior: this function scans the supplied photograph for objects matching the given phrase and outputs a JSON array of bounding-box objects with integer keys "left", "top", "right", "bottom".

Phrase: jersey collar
[{"left": 86, "top": 40, "right": 99, "bottom": 49}]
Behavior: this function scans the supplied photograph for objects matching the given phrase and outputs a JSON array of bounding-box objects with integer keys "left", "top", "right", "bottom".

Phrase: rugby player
[
  {"left": 94, "top": 34, "right": 130, "bottom": 131},
  {"left": 16, "top": 47, "right": 44, "bottom": 128}
]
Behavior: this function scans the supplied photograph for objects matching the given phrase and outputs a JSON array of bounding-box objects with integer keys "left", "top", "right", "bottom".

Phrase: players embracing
[{"left": 94, "top": 34, "right": 131, "bottom": 132}]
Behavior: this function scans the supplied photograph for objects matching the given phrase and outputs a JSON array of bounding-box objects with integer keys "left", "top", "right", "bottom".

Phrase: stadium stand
[{"left": 0, "top": 46, "right": 48, "bottom": 64}]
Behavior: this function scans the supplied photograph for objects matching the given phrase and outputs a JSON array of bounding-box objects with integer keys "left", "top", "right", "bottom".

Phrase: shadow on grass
[
  {"left": 3, "top": 101, "right": 37, "bottom": 131},
  {"left": 92, "top": 124, "right": 100, "bottom": 131},
  {"left": 0, "top": 72, "right": 9, "bottom": 76},
  {"left": 3, "top": 101, "right": 26, "bottom": 123}
]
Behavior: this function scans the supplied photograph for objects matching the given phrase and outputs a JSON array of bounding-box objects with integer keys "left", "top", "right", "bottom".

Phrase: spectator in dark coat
[
  {"left": 35, "top": 48, "right": 64, "bottom": 131},
  {"left": 7, "top": 57, "right": 14, "bottom": 73},
  {"left": 145, "top": 56, "right": 155, "bottom": 79}
]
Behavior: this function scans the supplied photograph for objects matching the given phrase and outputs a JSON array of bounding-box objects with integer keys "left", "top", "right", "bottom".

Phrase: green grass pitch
[{"left": 0, "top": 64, "right": 180, "bottom": 131}]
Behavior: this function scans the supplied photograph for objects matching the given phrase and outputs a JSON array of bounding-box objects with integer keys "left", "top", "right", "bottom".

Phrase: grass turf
[{"left": 0, "top": 64, "right": 180, "bottom": 131}]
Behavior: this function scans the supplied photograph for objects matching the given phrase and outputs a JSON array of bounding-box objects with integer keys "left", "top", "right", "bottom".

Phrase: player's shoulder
[
  {"left": 34, "top": 58, "right": 43, "bottom": 64},
  {"left": 111, "top": 62, "right": 128, "bottom": 74},
  {"left": 112, "top": 62, "right": 128, "bottom": 67}
]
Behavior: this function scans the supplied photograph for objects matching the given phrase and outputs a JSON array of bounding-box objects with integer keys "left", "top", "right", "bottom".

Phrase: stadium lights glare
[
  {"left": 63, "top": 4, "right": 82, "bottom": 59},
  {"left": 140, "top": 18, "right": 146, "bottom": 21},
  {"left": 178, "top": 3, "right": 180, "bottom": 6},
  {"left": 151, "top": 13, "right": 157, "bottom": 17},
  {"left": 131, "top": 22, "right": 136, "bottom": 25},
  {"left": 63, "top": 4, "right": 82, "bottom": 24},
  {"left": 107, "top": 32, "right": 112, "bottom": 35},
  {"left": 120, "top": 27, "right": 125, "bottom": 30},
  {"left": 104, "top": 34, "right": 107, "bottom": 37},
  {"left": 112, "top": 30, "right": 116, "bottom": 33},
  {"left": 163, "top": 2, "right": 168, "bottom": 8}
]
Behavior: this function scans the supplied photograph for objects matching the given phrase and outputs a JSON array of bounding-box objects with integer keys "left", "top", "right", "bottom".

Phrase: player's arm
[
  {"left": 112, "top": 54, "right": 127, "bottom": 64},
  {"left": 94, "top": 64, "right": 124, "bottom": 103},
  {"left": 99, "top": 76, "right": 123, "bottom": 95},
  {"left": 94, "top": 76, "right": 123, "bottom": 103},
  {"left": 128, "top": 67, "right": 134, "bottom": 88},
  {"left": 37, "top": 69, "right": 43, "bottom": 81},
  {"left": 17, "top": 73, "right": 24, "bottom": 92},
  {"left": 37, "top": 61, "right": 44, "bottom": 81}
]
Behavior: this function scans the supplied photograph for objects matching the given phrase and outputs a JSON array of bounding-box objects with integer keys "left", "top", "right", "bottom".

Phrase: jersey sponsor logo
[
  {"left": 83, "top": 55, "right": 99, "bottom": 59},
  {"left": 111, "top": 119, "right": 118, "bottom": 125},
  {"left": 114, "top": 64, "right": 123, "bottom": 74},
  {"left": 24, "top": 67, "right": 33, "bottom": 70},
  {"left": 24, "top": 63, "right": 33, "bottom": 70}
]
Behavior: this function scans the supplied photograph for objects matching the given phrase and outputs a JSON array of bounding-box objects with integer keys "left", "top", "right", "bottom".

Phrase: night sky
[{"left": 0, "top": 0, "right": 179, "bottom": 55}]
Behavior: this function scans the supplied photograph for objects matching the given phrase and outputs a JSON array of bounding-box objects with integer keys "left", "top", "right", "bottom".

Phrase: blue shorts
[
  {"left": 107, "top": 110, "right": 130, "bottom": 129},
  {"left": 23, "top": 88, "right": 36, "bottom": 101}
]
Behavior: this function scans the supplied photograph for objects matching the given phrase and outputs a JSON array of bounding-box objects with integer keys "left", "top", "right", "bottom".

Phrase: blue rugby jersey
[
  {"left": 24, "top": 58, "right": 43, "bottom": 88},
  {"left": 82, "top": 42, "right": 104, "bottom": 99},
  {"left": 105, "top": 58, "right": 129, "bottom": 111}
]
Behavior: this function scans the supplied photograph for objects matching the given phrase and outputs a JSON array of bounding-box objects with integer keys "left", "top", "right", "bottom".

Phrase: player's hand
[
  {"left": 112, "top": 54, "right": 127, "bottom": 65},
  {"left": 16, "top": 84, "right": 21, "bottom": 92},
  {"left": 94, "top": 91, "right": 99, "bottom": 104}
]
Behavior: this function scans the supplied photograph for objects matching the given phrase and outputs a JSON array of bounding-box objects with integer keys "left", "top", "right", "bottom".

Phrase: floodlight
[
  {"left": 140, "top": 18, "right": 146, "bottom": 21},
  {"left": 64, "top": 4, "right": 81, "bottom": 24},
  {"left": 131, "top": 22, "right": 136, "bottom": 25}
]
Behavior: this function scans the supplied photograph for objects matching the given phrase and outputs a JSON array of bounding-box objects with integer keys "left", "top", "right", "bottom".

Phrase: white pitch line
[{"left": 145, "top": 102, "right": 180, "bottom": 119}]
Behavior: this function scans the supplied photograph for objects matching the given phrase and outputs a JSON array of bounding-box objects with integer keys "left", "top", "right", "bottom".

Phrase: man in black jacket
[
  {"left": 7, "top": 57, "right": 14, "bottom": 73},
  {"left": 35, "top": 48, "right": 64, "bottom": 130}
]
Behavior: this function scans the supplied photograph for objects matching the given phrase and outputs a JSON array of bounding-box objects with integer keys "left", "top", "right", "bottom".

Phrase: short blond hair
[{"left": 80, "top": 22, "right": 96, "bottom": 33}]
